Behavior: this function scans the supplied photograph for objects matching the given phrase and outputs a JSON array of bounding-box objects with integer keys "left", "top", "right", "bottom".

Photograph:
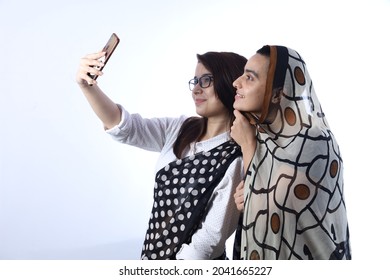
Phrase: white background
[{"left": 0, "top": 0, "right": 389, "bottom": 265}]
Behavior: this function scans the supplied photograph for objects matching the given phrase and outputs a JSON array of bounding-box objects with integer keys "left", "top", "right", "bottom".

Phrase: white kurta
[{"left": 106, "top": 105, "right": 243, "bottom": 259}]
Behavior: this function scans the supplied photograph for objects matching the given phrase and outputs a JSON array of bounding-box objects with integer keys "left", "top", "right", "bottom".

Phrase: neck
[{"left": 200, "top": 117, "right": 231, "bottom": 141}]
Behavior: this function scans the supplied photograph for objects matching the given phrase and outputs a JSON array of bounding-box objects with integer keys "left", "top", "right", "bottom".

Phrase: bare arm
[
  {"left": 230, "top": 110, "right": 256, "bottom": 172},
  {"left": 230, "top": 110, "right": 257, "bottom": 211},
  {"left": 76, "top": 51, "right": 121, "bottom": 129}
]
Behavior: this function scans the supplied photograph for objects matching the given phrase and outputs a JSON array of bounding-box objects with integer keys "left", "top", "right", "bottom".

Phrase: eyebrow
[
  {"left": 194, "top": 73, "right": 213, "bottom": 79},
  {"left": 245, "top": 69, "right": 259, "bottom": 79}
]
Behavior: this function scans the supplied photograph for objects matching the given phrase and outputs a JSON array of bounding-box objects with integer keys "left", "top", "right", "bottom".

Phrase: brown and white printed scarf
[{"left": 236, "top": 46, "right": 351, "bottom": 260}]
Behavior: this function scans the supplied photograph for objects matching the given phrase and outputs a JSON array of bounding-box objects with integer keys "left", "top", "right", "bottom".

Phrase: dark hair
[
  {"left": 173, "top": 52, "right": 247, "bottom": 158},
  {"left": 257, "top": 45, "right": 270, "bottom": 56}
]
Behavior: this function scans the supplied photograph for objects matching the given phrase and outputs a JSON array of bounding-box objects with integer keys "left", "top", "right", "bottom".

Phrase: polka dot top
[{"left": 106, "top": 106, "right": 244, "bottom": 259}]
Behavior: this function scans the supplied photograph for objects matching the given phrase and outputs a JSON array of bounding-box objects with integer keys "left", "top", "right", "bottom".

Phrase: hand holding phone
[{"left": 87, "top": 33, "right": 120, "bottom": 80}]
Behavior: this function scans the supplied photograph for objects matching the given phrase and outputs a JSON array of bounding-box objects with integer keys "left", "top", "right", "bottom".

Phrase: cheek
[
  {"left": 243, "top": 90, "right": 263, "bottom": 111},
  {"left": 247, "top": 96, "right": 262, "bottom": 112},
  {"left": 206, "top": 93, "right": 223, "bottom": 109},
  {"left": 251, "top": 85, "right": 266, "bottom": 110},
  {"left": 213, "top": 98, "right": 227, "bottom": 112},
  {"left": 254, "top": 92, "right": 265, "bottom": 107}
]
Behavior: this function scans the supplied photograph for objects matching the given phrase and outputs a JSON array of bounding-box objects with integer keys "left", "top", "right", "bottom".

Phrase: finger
[
  {"left": 233, "top": 109, "right": 241, "bottom": 118},
  {"left": 235, "top": 109, "right": 248, "bottom": 120},
  {"left": 79, "top": 60, "right": 104, "bottom": 76},
  {"left": 85, "top": 65, "right": 104, "bottom": 77},
  {"left": 84, "top": 51, "right": 106, "bottom": 60},
  {"left": 78, "top": 65, "right": 102, "bottom": 83},
  {"left": 236, "top": 201, "right": 244, "bottom": 212},
  {"left": 81, "top": 57, "right": 105, "bottom": 69},
  {"left": 234, "top": 182, "right": 242, "bottom": 196},
  {"left": 81, "top": 51, "right": 106, "bottom": 68},
  {"left": 237, "top": 180, "right": 244, "bottom": 190},
  {"left": 79, "top": 72, "right": 97, "bottom": 86},
  {"left": 234, "top": 193, "right": 243, "bottom": 203}
]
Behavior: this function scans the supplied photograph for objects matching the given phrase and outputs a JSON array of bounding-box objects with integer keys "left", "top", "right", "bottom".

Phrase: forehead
[
  {"left": 245, "top": 53, "right": 269, "bottom": 76},
  {"left": 194, "top": 62, "right": 210, "bottom": 75}
]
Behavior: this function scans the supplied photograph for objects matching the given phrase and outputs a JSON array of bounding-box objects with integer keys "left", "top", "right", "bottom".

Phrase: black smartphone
[{"left": 88, "top": 33, "right": 120, "bottom": 80}]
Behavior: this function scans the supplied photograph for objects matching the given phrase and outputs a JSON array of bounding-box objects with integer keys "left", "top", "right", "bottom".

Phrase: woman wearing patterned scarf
[
  {"left": 230, "top": 45, "right": 351, "bottom": 260},
  {"left": 76, "top": 50, "right": 247, "bottom": 259}
]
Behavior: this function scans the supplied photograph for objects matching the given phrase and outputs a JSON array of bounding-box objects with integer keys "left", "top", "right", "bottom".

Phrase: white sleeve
[
  {"left": 105, "top": 104, "right": 186, "bottom": 152},
  {"left": 175, "top": 157, "right": 244, "bottom": 259}
]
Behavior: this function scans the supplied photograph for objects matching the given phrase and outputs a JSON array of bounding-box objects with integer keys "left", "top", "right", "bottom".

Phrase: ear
[{"left": 271, "top": 88, "right": 283, "bottom": 104}]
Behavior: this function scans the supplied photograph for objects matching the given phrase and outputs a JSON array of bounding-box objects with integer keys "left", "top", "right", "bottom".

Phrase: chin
[
  {"left": 195, "top": 110, "right": 205, "bottom": 116},
  {"left": 233, "top": 105, "right": 243, "bottom": 111}
]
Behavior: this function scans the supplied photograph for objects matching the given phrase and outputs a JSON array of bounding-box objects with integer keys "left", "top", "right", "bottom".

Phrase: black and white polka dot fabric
[{"left": 141, "top": 140, "right": 241, "bottom": 260}]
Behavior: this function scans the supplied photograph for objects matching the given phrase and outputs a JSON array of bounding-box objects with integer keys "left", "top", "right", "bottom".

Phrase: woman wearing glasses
[{"left": 76, "top": 51, "right": 247, "bottom": 259}]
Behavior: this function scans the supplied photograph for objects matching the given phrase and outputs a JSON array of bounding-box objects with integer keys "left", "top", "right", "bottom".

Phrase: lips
[
  {"left": 195, "top": 99, "right": 206, "bottom": 105},
  {"left": 235, "top": 93, "right": 244, "bottom": 100}
]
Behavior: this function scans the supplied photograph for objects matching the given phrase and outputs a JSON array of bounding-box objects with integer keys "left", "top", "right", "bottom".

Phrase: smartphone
[{"left": 88, "top": 33, "right": 120, "bottom": 80}]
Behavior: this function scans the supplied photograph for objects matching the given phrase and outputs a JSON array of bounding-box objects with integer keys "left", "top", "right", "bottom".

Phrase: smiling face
[
  {"left": 233, "top": 53, "right": 270, "bottom": 116},
  {"left": 192, "top": 62, "right": 229, "bottom": 120}
]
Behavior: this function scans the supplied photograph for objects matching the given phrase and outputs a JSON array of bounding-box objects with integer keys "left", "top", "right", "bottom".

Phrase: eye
[{"left": 246, "top": 75, "right": 253, "bottom": 81}]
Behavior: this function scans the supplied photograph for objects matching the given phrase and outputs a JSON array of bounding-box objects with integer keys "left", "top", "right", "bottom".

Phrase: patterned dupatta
[
  {"left": 237, "top": 46, "right": 351, "bottom": 260},
  {"left": 141, "top": 140, "right": 241, "bottom": 260}
]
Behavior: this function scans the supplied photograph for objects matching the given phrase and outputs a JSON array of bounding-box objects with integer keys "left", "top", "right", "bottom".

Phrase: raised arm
[
  {"left": 230, "top": 110, "right": 256, "bottom": 172},
  {"left": 230, "top": 110, "right": 256, "bottom": 211},
  {"left": 76, "top": 51, "right": 121, "bottom": 129}
]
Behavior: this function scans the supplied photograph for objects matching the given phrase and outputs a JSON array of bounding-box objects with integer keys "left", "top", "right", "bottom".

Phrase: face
[
  {"left": 233, "top": 53, "right": 270, "bottom": 115},
  {"left": 191, "top": 62, "right": 229, "bottom": 119}
]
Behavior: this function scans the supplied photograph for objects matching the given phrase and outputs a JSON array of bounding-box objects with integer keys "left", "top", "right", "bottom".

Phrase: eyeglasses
[{"left": 188, "top": 74, "right": 214, "bottom": 91}]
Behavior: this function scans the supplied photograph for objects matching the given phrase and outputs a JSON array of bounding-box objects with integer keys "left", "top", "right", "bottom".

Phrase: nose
[
  {"left": 192, "top": 84, "right": 202, "bottom": 95},
  {"left": 233, "top": 76, "right": 241, "bottom": 89}
]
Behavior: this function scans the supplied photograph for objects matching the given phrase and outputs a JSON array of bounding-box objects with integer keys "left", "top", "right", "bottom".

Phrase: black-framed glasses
[{"left": 188, "top": 74, "right": 214, "bottom": 91}]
